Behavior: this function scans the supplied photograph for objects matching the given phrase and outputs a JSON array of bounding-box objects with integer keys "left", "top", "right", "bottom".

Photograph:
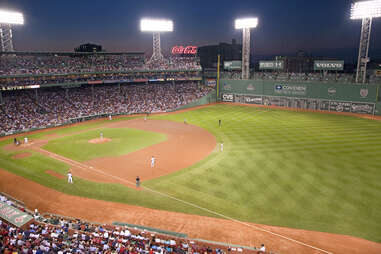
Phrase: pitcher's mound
[{"left": 88, "top": 138, "right": 111, "bottom": 144}]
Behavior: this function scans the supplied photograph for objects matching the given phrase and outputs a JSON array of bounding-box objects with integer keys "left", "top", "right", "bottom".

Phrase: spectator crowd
[
  {"left": 0, "top": 193, "right": 267, "bottom": 254},
  {"left": 0, "top": 55, "right": 201, "bottom": 76},
  {"left": 0, "top": 82, "right": 212, "bottom": 135}
]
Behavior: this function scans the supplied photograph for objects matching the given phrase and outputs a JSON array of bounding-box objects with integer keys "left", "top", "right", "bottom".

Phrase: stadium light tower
[
  {"left": 0, "top": 10, "right": 24, "bottom": 52},
  {"left": 235, "top": 17, "right": 258, "bottom": 80},
  {"left": 140, "top": 18, "right": 173, "bottom": 62},
  {"left": 351, "top": 0, "right": 381, "bottom": 83}
]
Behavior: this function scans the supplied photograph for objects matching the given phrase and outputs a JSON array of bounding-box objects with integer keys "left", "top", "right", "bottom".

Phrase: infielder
[
  {"left": 67, "top": 171, "right": 73, "bottom": 184},
  {"left": 24, "top": 137, "right": 28, "bottom": 144},
  {"left": 220, "top": 142, "right": 224, "bottom": 151},
  {"left": 100, "top": 131, "right": 103, "bottom": 139},
  {"left": 150, "top": 156, "right": 155, "bottom": 168},
  {"left": 136, "top": 176, "right": 140, "bottom": 187}
]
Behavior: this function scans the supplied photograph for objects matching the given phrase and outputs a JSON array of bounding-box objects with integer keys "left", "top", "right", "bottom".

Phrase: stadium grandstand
[
  {"left": 2, "top": 2, "right": 381, "bottom": 254},
  {"left": 0, "top": 193, "right": 263, "bottom": 254}
]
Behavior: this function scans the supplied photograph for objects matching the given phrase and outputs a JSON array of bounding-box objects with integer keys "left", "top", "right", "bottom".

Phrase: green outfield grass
[
  {"left": 1, "top": 104, "right": 381, "bottom": 243},
  {"left": 42, "top": 128, "right": 166, "bottom": 161}
]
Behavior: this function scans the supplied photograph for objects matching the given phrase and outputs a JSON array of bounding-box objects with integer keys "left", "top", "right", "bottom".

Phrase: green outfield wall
[
  {"left": 175, "top": 92, "right": 217, "bottom": 111},
  {"left": 220, "top": 79, "right": 381, "bottom": 115}
]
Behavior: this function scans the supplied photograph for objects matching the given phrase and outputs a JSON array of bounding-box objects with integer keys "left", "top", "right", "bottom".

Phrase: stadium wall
[
  {"left": 175, "top": 92, "right": 217, "bottom": 111},
  {"left": 219, "top": 79, "right": 381, "bottom": 115}
]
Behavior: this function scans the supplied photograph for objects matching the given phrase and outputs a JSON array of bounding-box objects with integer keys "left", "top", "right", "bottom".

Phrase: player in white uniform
[
  {"left": 67, "top": 171, "right": 73, "bottom": 184},
  {"left": 24, "top": 137, "right": 28, "bottom": 144},
  {"left": 220, "top": 142, "right": 224, "bottom": 151},
  {"left": 100, "top": 132, "right": 103, "bottom": 139},
  {"left": 150, "top": 156, "right": 155, "bottom": 168}
]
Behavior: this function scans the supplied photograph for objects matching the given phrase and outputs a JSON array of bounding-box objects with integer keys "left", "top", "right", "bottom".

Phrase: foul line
[{"left": 35, "top": 147, "right": 333, "bottom": 254}]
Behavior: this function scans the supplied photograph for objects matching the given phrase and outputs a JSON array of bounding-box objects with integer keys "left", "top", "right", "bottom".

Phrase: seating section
[
  {"left": 0, "top": 82, "right": 212, "bottom": 135},
  {"left": 0, "top": 194, "right": 265, "bottom": 254}
]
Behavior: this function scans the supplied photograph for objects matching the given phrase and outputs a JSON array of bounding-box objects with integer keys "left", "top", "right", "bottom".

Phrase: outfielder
[
  {"left": 100, "top": 131, "right": 103, "bottom": 139},
  {"left": 67, "top": 171, "right": 73, "bottom": 184},
  {"left": 220, "top": 142, "right": 224, "bottom": 151}
]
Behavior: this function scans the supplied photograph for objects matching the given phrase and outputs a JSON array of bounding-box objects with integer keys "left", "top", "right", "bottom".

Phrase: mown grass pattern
[{"left": 1, "top": 104, "right": 381, "bottom": 242}]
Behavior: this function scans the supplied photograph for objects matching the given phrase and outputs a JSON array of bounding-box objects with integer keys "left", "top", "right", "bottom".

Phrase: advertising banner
[
  {"left": 236, "top": 95, "right": 262, "bottom": 104},
  {"left": 274, "top": 84, "right": 307, "bottom": 96},
  {"left": 171, "top": 46, "right": 197, "bottom": 55},
  {"left": 314, "top": 60, "right": 344, "bottom": 71},
  {"left": 224, "top": 61, "right": 242, "bottom": 70},
  {"left": 329, "top": 101, "right": 351, "bottom": 112},
  {"left": 351, "top": 102, "right": 375, "bottom": 114},
  {"left": 222, "top": 93, "right": 234, "bottom": 102},
  {"left": 259, "top": 60, "right": 284, "bottom": 70},
  {"left": 206, "top": 79, "right": 216, "bottom": 87},
  {"left": 0, "top": 202, "right": 33, "bottom": 227}
]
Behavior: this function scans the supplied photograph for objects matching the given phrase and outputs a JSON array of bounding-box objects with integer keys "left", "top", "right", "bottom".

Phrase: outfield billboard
[
  {"left": 314, "top": 60, "right": 344, "bottom": 71},
  {"left": 224, "top": 61, "right": 242, "bottom": 70},
  {"left": 274, "top": 84, "right": 307, "bottom": 96},
  {"left": 259, "top": 60, "right": 284, "bottom": 70}
]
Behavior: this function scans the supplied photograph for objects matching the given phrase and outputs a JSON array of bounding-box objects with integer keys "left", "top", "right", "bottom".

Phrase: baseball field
[{"left": 1, "top": 103, "right": 381, "bottom": 253}]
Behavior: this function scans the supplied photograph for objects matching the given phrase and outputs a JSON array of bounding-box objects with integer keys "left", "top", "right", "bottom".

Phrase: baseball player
[
  {"left": 100, "top": 131, "right": 103, "bottom": 139},
  {"left": 24, "top": 137, "right": 28, "bottom": 144},
  {"left": 136, "top": 176, "right": 140, "bottom": 187},
  {"left": 219, "top": 119, "right": 222, "bottom": 128},
  {"left": 150, "top": 156, "right": 155, "bottom": 168},
  {"left": 220, "top": 142, "right": 224, "bottom": 151},
  {"left": 109, "top": 115, "right": 112, "bottom": 121},
  {"left": 67, "top": 171, "right": 73, "bottom": 184}
]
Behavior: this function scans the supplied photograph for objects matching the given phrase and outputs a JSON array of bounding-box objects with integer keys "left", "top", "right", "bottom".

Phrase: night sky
[{"left": 1, "top": 0, "right": 381, "bottom": 62}]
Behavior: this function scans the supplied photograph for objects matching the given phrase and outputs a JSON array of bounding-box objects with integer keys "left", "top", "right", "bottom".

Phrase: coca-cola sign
[{"left": 171, "top": 46, "right": 198, "bottom": 55}]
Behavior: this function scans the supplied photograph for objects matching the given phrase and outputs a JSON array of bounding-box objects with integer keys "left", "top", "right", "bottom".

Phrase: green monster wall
[{"left": 219, "top": 79, "right": 380, "bottom": 115}]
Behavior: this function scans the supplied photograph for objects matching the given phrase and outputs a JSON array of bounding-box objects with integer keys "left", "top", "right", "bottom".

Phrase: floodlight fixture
[
  {"left": 351, "top": 1, "right": 381, "bottom": 83},
  {"left": 234, "top": 17, "right": 258, "bottom": 80},
  {"left": 0, "top": 10, "right": 24, "bottom": 52},
  {"left": 140, "top": 19, "right": 173, "bottom": 32},
  {"left": 235, "top": 18, "right": 258, "bottom": 29},
  {"left": 140, "top": 18, "right": 173, "bottom": 62},
  {"left": 0, "top": 10, "right": 24, "bottom": 25},
  {"left": 350, "top": 0, "right": 381, "bottom": 19}
]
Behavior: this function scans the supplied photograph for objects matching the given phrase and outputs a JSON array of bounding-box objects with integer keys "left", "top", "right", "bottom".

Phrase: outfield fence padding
[{"left": 220, "top": 79, "right": 380, "bottom": 115}]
